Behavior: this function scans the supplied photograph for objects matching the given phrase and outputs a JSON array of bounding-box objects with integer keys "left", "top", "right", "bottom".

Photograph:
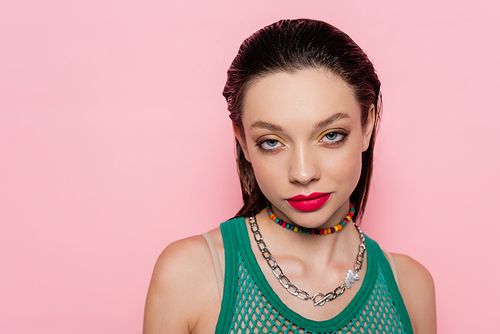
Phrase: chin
[
  {"left": 294, "top": 201, "right": 350, "bottom": 228},
  {"left": 287, "top": 210, "right": 335, "bottom": 229}
]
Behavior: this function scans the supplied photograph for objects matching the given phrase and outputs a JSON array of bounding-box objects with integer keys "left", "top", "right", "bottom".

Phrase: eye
[
  {"left": 323, "top": 131, "right": 343, "bottom": 142},
  {"left": 321, "top": 131, "right": 345, "bottom": 144},
  {"left": 259, "top": 139, "right": 283, "bottom": 151}
]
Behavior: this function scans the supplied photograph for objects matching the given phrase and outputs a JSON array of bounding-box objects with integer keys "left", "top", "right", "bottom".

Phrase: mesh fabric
[
  {"left": 216, "top": 218, "right": 413, "bottom": 334},
  {"left": 229, "top": 255, "right": 406, "bottom": 334}
]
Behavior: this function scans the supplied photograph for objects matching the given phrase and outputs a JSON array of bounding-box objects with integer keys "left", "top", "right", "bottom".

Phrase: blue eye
[
  {"left": 259, "top": 139, "right": 283, "bottom": 150},
  {"left": 322, "top": 131, "right": 345, "bottom": 144}
]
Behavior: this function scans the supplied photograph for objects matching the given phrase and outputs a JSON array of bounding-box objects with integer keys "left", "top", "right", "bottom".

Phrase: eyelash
[
  {"left": 256, "top": 131, "right": 348, "bottom": 153},
  {"left": 257, "top": 138, "right": 284, "bottom": 152},
  {"left": 319, "top": 131, "right": 347, "bottom": 146}
]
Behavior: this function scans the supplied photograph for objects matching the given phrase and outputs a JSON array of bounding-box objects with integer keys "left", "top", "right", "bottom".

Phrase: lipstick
[{"left": 286, "top": 192, "right": 331, "bottom": 212}]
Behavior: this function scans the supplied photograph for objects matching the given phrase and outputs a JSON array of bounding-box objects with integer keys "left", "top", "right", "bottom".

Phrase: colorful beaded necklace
[{"left": 266, "top": 202, "right": 355, "bottom": 235}]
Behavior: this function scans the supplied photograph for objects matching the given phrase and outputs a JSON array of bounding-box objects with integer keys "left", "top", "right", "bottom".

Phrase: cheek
[
  {"left": 247, "top": 151, "right": 290, "bottom": 203},
  {"left": 322, "top": 148, "right": 363, "bottom": 187},
  {"left": 251, "top": 158, "right": 281, "bottom": 191}
]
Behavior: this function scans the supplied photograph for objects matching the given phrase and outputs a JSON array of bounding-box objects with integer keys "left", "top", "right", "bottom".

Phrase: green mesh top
[{"left": 215, "top": 217, "right": 413, "bottom": 334}]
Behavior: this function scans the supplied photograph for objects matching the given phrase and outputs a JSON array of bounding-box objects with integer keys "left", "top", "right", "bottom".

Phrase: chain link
[{"left": 248, "top": 215, "right": 366, "bottom": 307}]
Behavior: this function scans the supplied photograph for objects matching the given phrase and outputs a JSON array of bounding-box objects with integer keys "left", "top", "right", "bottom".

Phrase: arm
[
  {"left": 393, "top": 254, "right": 437, "bottom": 334},
  {"left": 143, "top": 235, "right": 218, "bottom": 334}
]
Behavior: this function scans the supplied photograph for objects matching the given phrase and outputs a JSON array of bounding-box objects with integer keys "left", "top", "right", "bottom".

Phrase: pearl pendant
[{"left": 345, "top": 269, "right": 359, "bottom": 288}]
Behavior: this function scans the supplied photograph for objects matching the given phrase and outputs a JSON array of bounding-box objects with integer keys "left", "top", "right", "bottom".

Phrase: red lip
[
  {"left": 287, "top": 192, "right": 330, "bottom": 201},
  {"left": 286, "top": 192, "right": 331, "bottom": 212}
]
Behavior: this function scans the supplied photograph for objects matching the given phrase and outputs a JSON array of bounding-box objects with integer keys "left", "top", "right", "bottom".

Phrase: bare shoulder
[
  {"left": 391, "top": 253, "right": 437, "bottom": 334},
  {"left": 144, "top": 233, "right": 221, "bottom": 334}
]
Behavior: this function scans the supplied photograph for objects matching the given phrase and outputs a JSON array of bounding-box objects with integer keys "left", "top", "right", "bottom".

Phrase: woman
[{"left": 144, "top": 19, "right": 436, "bottom": 334}]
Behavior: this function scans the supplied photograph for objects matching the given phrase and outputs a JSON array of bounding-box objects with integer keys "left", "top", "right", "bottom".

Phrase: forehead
[{"left": 242, "top": 69, "right": 361, "bottom": 126}]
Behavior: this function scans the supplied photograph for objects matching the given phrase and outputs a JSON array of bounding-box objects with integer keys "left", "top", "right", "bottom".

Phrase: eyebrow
[
  {"left": 314, "top": 112, "right": 351, "bottom": 129},
  {"left": 250, "top": 120, "right": 284, "bottom": 131},
  {"left": 250, "top": 112, "right": 351, "bottom": 132}
]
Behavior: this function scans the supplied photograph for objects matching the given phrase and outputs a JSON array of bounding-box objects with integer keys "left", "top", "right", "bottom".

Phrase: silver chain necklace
[{"left": 248, "top": 215, "right": 366, "bottom": 307}]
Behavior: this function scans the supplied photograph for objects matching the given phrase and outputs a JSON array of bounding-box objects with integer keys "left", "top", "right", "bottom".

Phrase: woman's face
[{"left": 237, "top": 68, "right": 374, "bottom": 229}]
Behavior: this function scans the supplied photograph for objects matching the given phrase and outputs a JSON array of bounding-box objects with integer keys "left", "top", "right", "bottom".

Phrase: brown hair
[{"left": 223, "top": 19, "right": 381, "bottom": 222}]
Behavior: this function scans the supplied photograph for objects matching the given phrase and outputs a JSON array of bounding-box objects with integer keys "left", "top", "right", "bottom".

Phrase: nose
[{"left": 288, "top": 144, "right": 320, "bottom": 185}]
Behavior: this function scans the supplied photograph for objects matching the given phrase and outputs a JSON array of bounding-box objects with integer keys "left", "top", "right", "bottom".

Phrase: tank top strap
[
  {"left": 201, "top": 232, "right": 224, "bottom": 300},
  {"left": 366, "top": 237, "right": 399, "bottom": 287},
  {"left": 383, "top": 249, "right": 400, "bottom": 287},
  {"left": 366, "top": 236, "right": 413, "bottom": 333},
  {"left": 216, "top": 217, "right": 244, "bottom": 333}
]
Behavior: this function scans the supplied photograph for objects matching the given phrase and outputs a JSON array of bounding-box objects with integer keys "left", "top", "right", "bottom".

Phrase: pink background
[{"left": 1, "top": 1, "right": 499, "bottom": 333}]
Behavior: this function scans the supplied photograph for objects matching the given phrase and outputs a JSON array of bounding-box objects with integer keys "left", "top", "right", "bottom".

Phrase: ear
[
  {"left": 233, "top": 123, "right": 251, "bottom": 162},
  {"left": 362, "top": 104, "right": 376, "bottom": 152}
]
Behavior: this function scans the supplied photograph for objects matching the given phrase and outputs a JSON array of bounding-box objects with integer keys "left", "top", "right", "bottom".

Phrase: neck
[{"left": 252, "top": 208, "right": 362, "bottom": 266}]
